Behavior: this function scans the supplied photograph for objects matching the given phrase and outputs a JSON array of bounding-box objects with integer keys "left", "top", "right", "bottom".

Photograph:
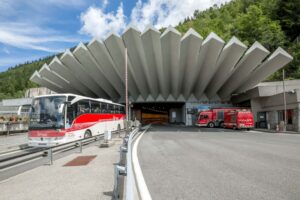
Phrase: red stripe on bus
[
  {"left": 73, "top": 113, "right": 125, "bottom": 124},
  {"left": 28, "top": 113, "right": 125, "bottom": 137}
]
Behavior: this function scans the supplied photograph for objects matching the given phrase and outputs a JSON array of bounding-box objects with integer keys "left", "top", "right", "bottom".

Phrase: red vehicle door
[{"left": 197, "top": 111, "right": 212, "bottom": 127}]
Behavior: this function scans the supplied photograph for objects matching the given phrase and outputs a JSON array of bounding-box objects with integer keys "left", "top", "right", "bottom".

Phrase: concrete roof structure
[
  {"left": 232, "top": 79, "right": 300, "bottom": 103},
  {"left": 30, "top": 26, "right": 293, "bottom": 102}
]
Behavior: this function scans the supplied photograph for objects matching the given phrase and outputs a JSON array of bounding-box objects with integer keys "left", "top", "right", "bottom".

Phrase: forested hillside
[
  {"left": 175, "top": 0, "right": 300, "bottom": 80},
  {"left": 0, "top": 0, "right": 299, "bottom": 100}
]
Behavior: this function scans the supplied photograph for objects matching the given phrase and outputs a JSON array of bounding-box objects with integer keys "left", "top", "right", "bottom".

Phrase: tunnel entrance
[{"left": 132, "top": 103, "right": 185, "bottom": 125}]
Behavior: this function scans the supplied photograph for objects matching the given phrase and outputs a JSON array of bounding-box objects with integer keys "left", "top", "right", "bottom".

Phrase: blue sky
[{"left": 0, "top": 0, "right": 229, "bottom": 72}]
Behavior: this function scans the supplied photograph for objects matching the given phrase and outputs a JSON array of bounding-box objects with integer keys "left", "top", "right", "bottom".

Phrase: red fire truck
[
  {"left": 224, "top": 110, "right": 254, "bottom": 130},
  {"left": 196, "top": 108, "right": 252, "bottom": 128}
]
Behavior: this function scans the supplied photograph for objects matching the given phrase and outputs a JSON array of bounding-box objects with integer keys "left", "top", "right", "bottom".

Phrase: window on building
[
  {"left": 278, "top": 110, "right": 293, "bottom": 124},
  {"left": 287, "top": 109, "right": 293, "bottom": 124}
]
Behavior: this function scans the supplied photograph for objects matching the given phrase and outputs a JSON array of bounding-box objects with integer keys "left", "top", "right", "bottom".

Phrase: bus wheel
[
  {"left": 84, "top": 130, "right": 92, "bottom": 138},
  {"left": 208, "top": 122, "right": 215, "bottom": 128}
]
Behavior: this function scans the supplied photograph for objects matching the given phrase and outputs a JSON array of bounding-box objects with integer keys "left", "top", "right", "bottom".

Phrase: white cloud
[
  {"left": 79, "top": 4, "right": 126, "bottom": 40},
  {"left": 80, "top": 0, "right": 230, "bottom": 39},
  {"left": 0, "top": 23, "right": 83, "bottom": 52},
  {"left": 2, "top": 47, "right": 10, "bottom": 54}
]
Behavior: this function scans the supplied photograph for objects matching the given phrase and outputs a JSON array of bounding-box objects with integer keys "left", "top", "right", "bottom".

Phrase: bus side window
[
  {"left": 66, "top": 103, "right": 76, "bottom": 128},
  {"left": 109, "top": 104, "right": 114, "bottom": 113},
  {"left": 115, "top": 105, "right": 120, "bottom": 113},
  {"left": 120, "top": 106, "right": 125, "bottom": 114},
  {"left": 77, "top": 100, "right": 90, "bottom": 115},
  {"left": 91, "top": 101, "right": 100, "bottom": 113},
  {"left": 101, "top": 103, "right": 107, "bottom": 113}
]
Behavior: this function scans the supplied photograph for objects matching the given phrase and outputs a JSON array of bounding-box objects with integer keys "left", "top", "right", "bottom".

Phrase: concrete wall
[
  {"left": 169, "top": 108, "right": 183, "bottom": 123},
  {"left": 250, "top": 91, "right": 300, "bottom": 131}
]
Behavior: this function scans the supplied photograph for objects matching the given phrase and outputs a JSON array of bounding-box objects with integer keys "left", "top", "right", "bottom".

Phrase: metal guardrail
[
  {"left": 113, "top": 125, "right": 151, "bottom": 200},
  {"left": 0, "top": 133, "right": 109, "bottom": 170}
]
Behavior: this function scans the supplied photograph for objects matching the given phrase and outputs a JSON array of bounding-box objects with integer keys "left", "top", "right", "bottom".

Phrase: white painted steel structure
[{"left": 30, "top": 26, "right": 293, "bottom": 102}]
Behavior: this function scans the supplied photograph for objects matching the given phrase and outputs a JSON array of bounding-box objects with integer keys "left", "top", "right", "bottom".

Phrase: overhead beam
[
  {"left": 60, "top": 50, "right": 108, "bottom": 98},
  {"left": 87, "top": 39, "right": 124, "bottom": 97},
  {"left": 141, "top": 26, "right": 163, "bottom": 99},
  {"left": 236, "top": 47, "right": 293, "bottom": 93},
  {"left": 218, "top": 41, "right": 270, "bottom": 100},
  {"left": 39, "top": 64, "right": 80, "bottom": 94},
  {"left": 73, "top": 42, "right": 119, "bottom": 99},
  {"left": 122, "top": 27, "right": 150, "bottom": 99},
  {"left": 193, "top": 32, "right": 225, "bottom": 99},
  {"left": 104, "top": 33, "right": 139, "bottom": 99},
  {"left": 161, "top": 26, "right": 181, "bottom": 99},
  {"left": 48, "top": 57, "right": 96, "bottom": 97},
  {"left": 30, "top": 71, "right": 64, "bottom": 93},
  {"left": 205, "top": 36, "right": 247, "bottom": 99},
  {"left": 180, "top": 28, "right": 203, "bottom": 98}
]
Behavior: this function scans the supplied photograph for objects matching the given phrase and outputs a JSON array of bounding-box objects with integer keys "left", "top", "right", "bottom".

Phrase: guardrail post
[
  {"left": 79, "top": 140, "right": 82, "bottom": 153},
  {"left": 6, "top": 122, "right": 10, "bottom": 136},
  {"left": 113, "top": 165, "right": 126, "bottom": 200},
  {"left": 120, "top": 146, "right": 127, "bottom": 166},
  {"left": 48, "top": 148, "right": 53, "bottom": 165}
]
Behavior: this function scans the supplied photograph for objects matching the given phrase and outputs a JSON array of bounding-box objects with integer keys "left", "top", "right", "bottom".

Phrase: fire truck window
[{"left": 200, "top": 115, "right": 208, "bottom": 119}]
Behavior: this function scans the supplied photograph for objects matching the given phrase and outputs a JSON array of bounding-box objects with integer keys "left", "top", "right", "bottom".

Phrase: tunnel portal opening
[{"left": 132, "top": 103, "right": 185, "bottom": 125}]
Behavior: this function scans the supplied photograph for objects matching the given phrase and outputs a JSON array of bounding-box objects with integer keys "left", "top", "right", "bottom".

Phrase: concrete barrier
[{"left": 0, "top": 122, "right": 28, "bottom": 134}]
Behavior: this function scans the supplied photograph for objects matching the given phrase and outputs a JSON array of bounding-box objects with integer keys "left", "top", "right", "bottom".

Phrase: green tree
[{"left": 232, "top": 5, "right": 286, "bottom": 50}]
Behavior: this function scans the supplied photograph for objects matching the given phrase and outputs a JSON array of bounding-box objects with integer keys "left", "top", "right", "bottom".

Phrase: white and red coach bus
[{"left": 28, "top": 94, "right": 125, "bottom": 147}]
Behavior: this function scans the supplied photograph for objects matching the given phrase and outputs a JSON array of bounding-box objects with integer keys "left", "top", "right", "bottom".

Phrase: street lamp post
[
  {"left": 283, "top": 69, "right": 287, "bottom": 131},
  {"left": 125, "top": 48, "right": 129, "bottom": 128}
]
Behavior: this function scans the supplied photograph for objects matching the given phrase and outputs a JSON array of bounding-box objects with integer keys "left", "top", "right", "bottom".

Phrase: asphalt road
[
  {"left": 0, "top": 132, "right": 27, "bottom": 152},
  {"left": 138, "top": 126, "right": 300, "bottom": 200}
]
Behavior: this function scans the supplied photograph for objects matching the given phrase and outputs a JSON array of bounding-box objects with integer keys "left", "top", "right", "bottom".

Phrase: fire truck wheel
[
  {"left": 208, "top": 122, "right": 215, "bottom": 128},
  {"left": 84, "top": 130, "right": 92, "bottom": 138},
  {"left": 219, "top": 122, "right": 224, "bottom": 128}
]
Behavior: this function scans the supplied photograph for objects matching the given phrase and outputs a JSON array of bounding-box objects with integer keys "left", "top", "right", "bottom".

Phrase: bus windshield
[{"left": 29, "top": 96, "right": 66, "bottom": 130}]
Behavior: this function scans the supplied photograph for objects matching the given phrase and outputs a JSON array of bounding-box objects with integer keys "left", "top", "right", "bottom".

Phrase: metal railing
[
  {"left": 0, "top": 132, "right": 114, "bottom": 170},
  {"left": 113, "top": 124, "right": 151, "bottom": 200}
]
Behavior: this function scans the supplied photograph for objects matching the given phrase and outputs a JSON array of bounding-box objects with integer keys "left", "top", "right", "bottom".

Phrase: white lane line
[{"left": 132, "top": 130, "right": 152, "bottom": 200}]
